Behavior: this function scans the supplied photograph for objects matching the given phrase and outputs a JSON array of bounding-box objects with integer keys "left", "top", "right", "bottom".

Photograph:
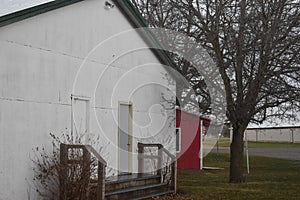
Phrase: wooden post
[
  {"left": 170, "top": 160, "right": 177, "bottom": 193},
  {"left": 83, "top": 147, "right": 91, "bottom": 199},
  {"left": 157, "top": 144, "right": 163, "bottom": 176},
  {"left": 138, "top": 143, "right": 144, "bottom": 176},
  {"left": 97, "top": 161, "right": 106, "bottom": 200},
  {"left": 60, "top": 144, "right": 68, "bottom": 200}
]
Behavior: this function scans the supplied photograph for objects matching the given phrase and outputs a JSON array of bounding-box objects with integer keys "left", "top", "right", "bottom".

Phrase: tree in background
[
  {"left": 131, "top": 0, "right": 300, "bottom": 182},
  {"left": 132, "top": 0, "right": 212, "bottom": 114}
]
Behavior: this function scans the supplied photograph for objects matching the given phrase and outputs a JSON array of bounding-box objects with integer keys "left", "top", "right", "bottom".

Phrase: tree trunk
[{"left": 229, "top": 125, "right": 246, "bottom": 183}]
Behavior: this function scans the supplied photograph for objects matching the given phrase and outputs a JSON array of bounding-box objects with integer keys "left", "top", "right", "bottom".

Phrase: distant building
[{"left": 245, "top": 126, "right": 300, "bottom": 143}]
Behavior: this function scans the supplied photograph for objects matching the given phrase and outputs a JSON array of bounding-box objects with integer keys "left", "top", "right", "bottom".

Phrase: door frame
[
  {"left": 70, "top": 94, "right": 90, "bottom": 144},
  {"left": 118, "top": 101, "right": 133, "bottom": 174}
]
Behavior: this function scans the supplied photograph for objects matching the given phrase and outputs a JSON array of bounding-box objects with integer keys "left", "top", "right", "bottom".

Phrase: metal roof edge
[
  {"left": 113, "top": 0, "right": 178, "bottom": 71},
  {"left": 0, "top": 0, "right": 84, "bottom": 28},
  {"left": 176, "top": 107, "right": 211, "bottom": 121}
]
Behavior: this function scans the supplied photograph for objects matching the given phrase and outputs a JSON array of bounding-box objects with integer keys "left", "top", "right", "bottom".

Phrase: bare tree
[
  {"left": 131, "top": 0, "right": 212, "bottom": 114},
  {"left": 131, "top": 0, "right": 300, "bottom": 182}
]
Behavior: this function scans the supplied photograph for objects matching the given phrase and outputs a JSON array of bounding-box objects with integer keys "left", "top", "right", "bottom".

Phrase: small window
[{"left": 176, "top": 128, "right": 181, "bottom": 152}]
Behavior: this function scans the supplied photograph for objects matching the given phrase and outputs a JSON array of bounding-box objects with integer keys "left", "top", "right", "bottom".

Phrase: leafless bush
[{"left": 31, "top": 132, "right": 101, "bottom": 200}]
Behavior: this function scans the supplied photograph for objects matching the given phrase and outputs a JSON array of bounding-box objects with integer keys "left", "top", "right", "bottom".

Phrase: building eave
[
  {"left": 176, "top": 107, "right": 211, "bottom": 122},
  {"left": 113, "top": 0, "right": 178, "bottom": 72},
  {"left": 0, "top": 0, "right": 84, "bottom": 28}
]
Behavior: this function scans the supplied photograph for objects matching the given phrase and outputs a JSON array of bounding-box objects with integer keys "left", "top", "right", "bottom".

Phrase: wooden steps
[
  {"left": 105, "top": 174, "right": 161, "bottom": 193},
  {"left": 60, "top": 144, "right": 176, "bottom": 200},
  {"left": 132, "top": 190, "right": 175, "bottom": 200},
  {"left": 89, "top": 173, "right": 173, "bottom": 200},
  {"left": 105, "top": 182, "right": 168, "bottom": 199}
]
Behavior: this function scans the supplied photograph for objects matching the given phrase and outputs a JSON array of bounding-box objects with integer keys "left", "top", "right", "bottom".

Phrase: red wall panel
[{"left": 176, "top": 109, "right": 209, "bottom": 170}]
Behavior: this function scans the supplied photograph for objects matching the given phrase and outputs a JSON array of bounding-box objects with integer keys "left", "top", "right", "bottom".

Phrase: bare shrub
[{"left": 31, "top": 132, "right": 101, "bottom": 200}]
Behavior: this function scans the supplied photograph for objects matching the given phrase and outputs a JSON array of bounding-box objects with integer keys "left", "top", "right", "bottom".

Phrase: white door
[{"left": 119, "top": 103, "right": 132, "bottom": 174}]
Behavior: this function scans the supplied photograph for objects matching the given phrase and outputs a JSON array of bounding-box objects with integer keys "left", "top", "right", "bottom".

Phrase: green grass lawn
[
  {"left": 216, "top": 138, "right": 300, "bottom": 148},
  {"left": 157, "top": 153, "right": 300, "bottom": 200}
]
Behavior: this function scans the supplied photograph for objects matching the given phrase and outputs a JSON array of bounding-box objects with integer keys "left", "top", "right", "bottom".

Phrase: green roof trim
[
  {"left": 114, "top": 0, "right": 148, "bottom": 28},
  {"left": 0, "top": 0, "right": 84, "bottom": 28}
]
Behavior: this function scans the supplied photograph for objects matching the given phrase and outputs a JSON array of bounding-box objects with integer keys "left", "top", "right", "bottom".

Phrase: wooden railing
[
  {"left": 137, "top": 142, "right": 177, "bottom": 192},
  {"left": 60, "top": 144, "right": 107, "bottom": 200}
]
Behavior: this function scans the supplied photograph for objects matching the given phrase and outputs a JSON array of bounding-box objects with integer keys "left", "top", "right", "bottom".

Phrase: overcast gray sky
[{"left": 0, "top": 0, "right": 52, "bottom": 16}]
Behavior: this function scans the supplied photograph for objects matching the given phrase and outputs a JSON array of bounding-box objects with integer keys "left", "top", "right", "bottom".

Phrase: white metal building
[{"left": 0, "top": 0, "right": 176, "bottom": 199}]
